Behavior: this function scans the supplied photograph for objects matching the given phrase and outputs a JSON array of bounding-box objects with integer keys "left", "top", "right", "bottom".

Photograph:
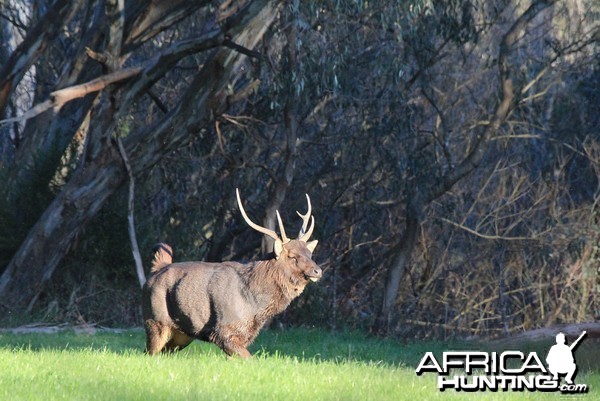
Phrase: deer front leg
[
  {"left": 215, "top": 324, "right": 252, "bottom": 358},
  {"left": 223, "top": 344, "right": 252, "bottom": 359}
]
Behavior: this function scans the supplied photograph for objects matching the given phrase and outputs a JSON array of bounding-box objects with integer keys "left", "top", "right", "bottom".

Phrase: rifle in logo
[
  {"left": 415, "top": 330, "right": 589, "bottom": 393},
  {"left": 546, "top": 331, "right": 587, "bottom": 385}
]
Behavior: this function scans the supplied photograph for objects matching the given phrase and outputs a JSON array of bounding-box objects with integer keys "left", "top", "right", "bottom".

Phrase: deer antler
[
  {"left": 236, "top": 189, "right": 281, "bottom": 243},
  {"left": 276, "top": 210, "right": 290, "bottom": 243},
  {"left": 237, "top": 188, "right": 314, "bottom": 251},
  {"left": 297, "top": 194, "right": 315, "bottom": 242}
]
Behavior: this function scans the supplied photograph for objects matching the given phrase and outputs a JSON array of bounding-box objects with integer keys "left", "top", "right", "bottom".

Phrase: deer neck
[{"left": 247, "top": 259, "right": 305, "bottom": 315}]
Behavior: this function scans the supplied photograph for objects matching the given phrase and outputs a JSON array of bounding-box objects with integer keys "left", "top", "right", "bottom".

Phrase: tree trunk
[
  {"left": 261, "top": 0, "right": 300, "bottom": 254},
  {"left": 0, "top": 0, "right": 283, "bottom": 312},
  {"left": 0, "top": 0, "right": 83, "bottom": 118},
  {"left": 372, "top": 199, "right": 421, "bottom": 335},
  {"left": 0, "top": 143, "right": 125, "bottom": 311}
]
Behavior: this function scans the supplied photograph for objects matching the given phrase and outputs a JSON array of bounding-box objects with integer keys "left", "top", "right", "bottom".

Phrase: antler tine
[
  {"left": 236, "top": 188, "right": 281, "bottom": 242},
  {"left": 296, "top": 194, "right": 312, "bottom": 237},
  {"left": 275, "top": 210, "right": 290, "bottom": 243},
  {"left": 298, "top": 215, "right": 315, "bottom": 242}
]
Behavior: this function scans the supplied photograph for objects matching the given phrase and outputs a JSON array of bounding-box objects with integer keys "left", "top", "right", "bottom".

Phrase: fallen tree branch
[{"left": 491, "top": 322, "right": 600, "bottom": 344}]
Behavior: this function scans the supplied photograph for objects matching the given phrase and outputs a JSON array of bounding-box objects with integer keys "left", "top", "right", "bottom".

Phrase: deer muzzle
[{"left": 305, "top": 266, "right": 322, "bottom": 282}]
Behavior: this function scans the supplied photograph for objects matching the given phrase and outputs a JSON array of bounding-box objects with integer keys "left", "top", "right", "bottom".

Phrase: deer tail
[{"left": 151, "top": 243, "right": 173, "bottom": 272}]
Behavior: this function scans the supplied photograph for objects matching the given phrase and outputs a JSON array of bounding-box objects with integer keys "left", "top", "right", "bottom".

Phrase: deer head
[{"left": 236, "top": 189, "right": 321, "bottom": 281}]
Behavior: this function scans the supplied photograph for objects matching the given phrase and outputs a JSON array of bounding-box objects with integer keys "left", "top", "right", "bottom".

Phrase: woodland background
[{"left": 0, "top": 0, "right": 598, "bottom": 338}]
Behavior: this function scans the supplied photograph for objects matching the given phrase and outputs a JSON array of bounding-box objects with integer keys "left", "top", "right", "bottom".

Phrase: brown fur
[{"left": 142, "top": 240, "right": 321, "bottom": 358}]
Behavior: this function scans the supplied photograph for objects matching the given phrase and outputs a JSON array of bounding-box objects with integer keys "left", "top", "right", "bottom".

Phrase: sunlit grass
[{"left": 0, "top": 328, "right": 597, "bottom": 400}]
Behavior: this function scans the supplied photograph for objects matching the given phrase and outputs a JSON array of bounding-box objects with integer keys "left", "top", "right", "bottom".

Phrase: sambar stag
[{"left": 142, "top": 189, "right": 321, "bottom": 358}]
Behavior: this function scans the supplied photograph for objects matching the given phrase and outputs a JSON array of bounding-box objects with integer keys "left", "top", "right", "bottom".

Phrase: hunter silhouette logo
[
  {"left": 546, "top": 331, "right": 586, "bottom": 385},
  {"left": 415, "top": 331, "right": 589, "bottom": 393}
]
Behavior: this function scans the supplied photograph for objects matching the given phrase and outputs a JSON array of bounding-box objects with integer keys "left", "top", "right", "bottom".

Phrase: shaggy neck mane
[{"left": 245, "top": 258, "right": 306, "bottom": 315}]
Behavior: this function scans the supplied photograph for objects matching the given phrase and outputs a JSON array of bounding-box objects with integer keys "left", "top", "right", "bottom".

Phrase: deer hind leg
[
  {"left": 144, "top": 319, "right": 173, "bottom": 355},
  {"left": 164, "top": 329, "right": 193, "bottom": 353}
]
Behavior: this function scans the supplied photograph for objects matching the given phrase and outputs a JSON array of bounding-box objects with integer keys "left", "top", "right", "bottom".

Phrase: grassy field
[{"left": 0, "top": 328, "right": 598, "bottom": 400}]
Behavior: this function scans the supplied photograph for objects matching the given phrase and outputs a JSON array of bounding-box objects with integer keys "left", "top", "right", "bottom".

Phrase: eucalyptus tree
[{"left": 0, "top": 0, "right": 284, "bottom": 310}]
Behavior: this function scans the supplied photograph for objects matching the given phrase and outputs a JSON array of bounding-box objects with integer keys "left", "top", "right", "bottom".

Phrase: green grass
[{"left": 0, "top": 328, "right": 598, "bottom": 400}]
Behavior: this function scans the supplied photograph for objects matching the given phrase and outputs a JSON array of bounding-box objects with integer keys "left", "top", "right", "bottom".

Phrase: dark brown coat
[{"left": 142, "top": 191, "right": 321, "bottom": 358}]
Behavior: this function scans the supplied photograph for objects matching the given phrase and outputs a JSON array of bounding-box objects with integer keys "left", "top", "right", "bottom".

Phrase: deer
[{"left": 142, "top": 189, "right": 322, "bottom": 358}]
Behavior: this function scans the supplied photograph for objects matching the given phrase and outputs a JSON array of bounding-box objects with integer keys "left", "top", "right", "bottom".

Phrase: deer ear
[
  {"left": 274, "top": 239, "right": 284, "bottom": 258},
  {"left": 306, "top": 240, "right": 318, "bottom": 253}
]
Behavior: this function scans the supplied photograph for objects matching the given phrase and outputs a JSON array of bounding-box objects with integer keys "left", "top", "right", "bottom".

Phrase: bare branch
[
  {"left": 425, "top": 0, "right": 557, "bottom": 203},
  {"left": 215, "top": 120, "right": 233, "bottom": 163},
  {"left": 146, "top": 90, "right": 169, "bottom": 114},
  {"left": 124, "top": 0, "right": 201, "bottom": 52},
  {"left": 0, "top": 1, "right": 83, "bottom": 118},
  {"left": 440, "top": 217, "right": 550, "bottom": 241},
  {"left": 223, "top": 37, "right": 264, "bottom": 61},
  {"left": 0, "top": 66, "right": 142, "bottom": 126},
  {"left": 116, "top": 137, "right": 146, "bottom": 287},
  {"left": 0, "top": 29, "right": 225, "bottom": 126}
]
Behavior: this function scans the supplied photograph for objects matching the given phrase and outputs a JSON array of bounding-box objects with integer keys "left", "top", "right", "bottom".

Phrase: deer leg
[
  {"left": 164, "top": 329, "right": 193, "bottom": 353},
  {"left": 222, "top": 342, "right": 252, "bottom": 359},
  {"left": 214, "top": 325, "right": 252, "bottom": 358},
  {"left": 144, "top": 319, "right": 172, "bottom": 355}
]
